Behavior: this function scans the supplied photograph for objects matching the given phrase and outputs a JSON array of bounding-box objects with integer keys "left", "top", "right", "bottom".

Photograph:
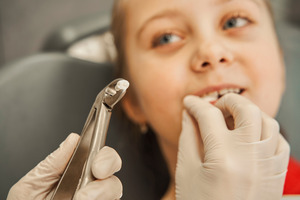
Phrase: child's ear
[{"left": 122, "top": 93, "right": 147, "bottom": 124}]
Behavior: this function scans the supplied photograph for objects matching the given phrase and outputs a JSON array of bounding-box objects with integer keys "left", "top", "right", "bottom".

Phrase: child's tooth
[
  {"left": 219, "top": 89, "right": 229, "bottom": 95},
  {"left": 201, "top": 95, "right": 218, "bottom": 102},
  {"left": 209, "top": 91, "right": 218, "bottom": 98},
  {"left": 202, "top": 91, "right": 218, "bottom": 98},
  {"left": 201, "top": 91, "right": 218, "bottom": 102},
  {"left": 233, "top": 88, "right": 240, "bottom": 93}
]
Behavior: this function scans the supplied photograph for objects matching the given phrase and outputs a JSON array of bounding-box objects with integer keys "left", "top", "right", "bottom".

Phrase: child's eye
[
  {"left": 223, "top": 17, "right": 249, "bottom": 30},
  {"left": 152, "top": 33, "right": 181, "bottom": 47}
]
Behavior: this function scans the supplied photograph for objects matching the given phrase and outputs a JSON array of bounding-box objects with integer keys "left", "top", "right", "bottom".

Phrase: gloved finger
[
  {"left": 7, "top": 133, "right": 80, "bottom": 200},
  {"left": 178, "top": 110, "right": 204, "bottom": 164},
  {"left": 215, "top": 93, "right": 262, "bottom": 142},
  {"left": 256, "top": 170, "right": 287, "bottom": 199},
  {"left": 273, "top": 134, "right": 290, "bottom": 174},
  {"left": 183, "top": 95, "right": 227, "bottom": 140},
  {"left": 256, "top": 133, "right": 290, "bottom": 177},
  {"left": 92, "top": 146, "right": 122, "bottom": 179},
  {"left": 231, "top": 113, "right": 279, "bottom": 162},
  {"left": 260, "top": 112, "right": 279, "bottom": 141},
  {"left": 176, "top": 111, "right": 204, "bottom": 199},
  {"left": 259, "top": 113, "right": 280, "bottom": 157},
  {"left": 74, "top": 175, "right": 122, "bottom": 200}
]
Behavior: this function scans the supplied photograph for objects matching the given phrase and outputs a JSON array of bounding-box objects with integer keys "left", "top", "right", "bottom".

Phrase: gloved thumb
[{"left": 7, "top": 133, "right": 80, "bottom": 200}]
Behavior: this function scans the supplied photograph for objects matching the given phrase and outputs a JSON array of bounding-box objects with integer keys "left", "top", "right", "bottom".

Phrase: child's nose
[{"left": 190, "top": 41, "right": 233, "bottom": 73}]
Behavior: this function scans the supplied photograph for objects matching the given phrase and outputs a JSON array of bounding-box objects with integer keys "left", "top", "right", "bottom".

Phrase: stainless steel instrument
[{"left": 51, "top": 78, "right": 129, "bottom": 200}]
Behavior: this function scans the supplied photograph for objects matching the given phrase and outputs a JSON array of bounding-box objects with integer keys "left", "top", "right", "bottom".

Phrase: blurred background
[
  {"left": 271, "top": 0, "right": 300, "bottom": 160},
  {"left": 0, "top": 0, "right": 300, "bottom": 198},
  {"left": 0, "top": 0, "right": 114, "bottom": 65}
]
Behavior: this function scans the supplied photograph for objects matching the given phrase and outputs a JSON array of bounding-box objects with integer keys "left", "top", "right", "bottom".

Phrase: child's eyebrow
[
  {"left": 137, "top": 10, "right": 181, "bottom": 38},
  {"left": 136, "top": 0, "right": 261, "bottom": 38},
  {"left": 214, "top": 0, "right": 260, "bottom": 7}
]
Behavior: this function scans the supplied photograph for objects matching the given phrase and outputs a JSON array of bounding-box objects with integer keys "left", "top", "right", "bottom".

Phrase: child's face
[{"left": 122, "top": 0, "right": 285, "bottom": 147}]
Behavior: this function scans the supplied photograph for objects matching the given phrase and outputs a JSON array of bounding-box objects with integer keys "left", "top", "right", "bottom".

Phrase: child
[
  {"left": 112, "top": 0, "right": 298, "bottom": 198},
  {"left": 7, "top": 0, "right": 299, "bottom": 199}
]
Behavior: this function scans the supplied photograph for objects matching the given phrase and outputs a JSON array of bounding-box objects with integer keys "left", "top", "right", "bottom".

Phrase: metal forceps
[{"left": 51, "top": 78, "right": 129, "bottom": 200}]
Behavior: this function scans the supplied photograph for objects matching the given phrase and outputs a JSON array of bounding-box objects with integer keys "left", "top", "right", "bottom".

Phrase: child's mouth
[{"left": 200, "top": 88, "right": 245, "bottom": 104}]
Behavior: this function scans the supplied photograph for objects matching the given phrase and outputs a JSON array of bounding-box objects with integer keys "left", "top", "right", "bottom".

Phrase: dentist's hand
[
  {"left": 176, "top": 94, "right": 290, "bottom": 200},
  {"left": 7, "top": 133, "right": 122, "bottom": 200}
]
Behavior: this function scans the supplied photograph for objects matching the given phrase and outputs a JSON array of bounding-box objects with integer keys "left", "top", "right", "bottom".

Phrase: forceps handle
[
  {"left": 77, "top": 103, "right": 111, "bottom": 189},
  {"left": 51, "top": 104, "right": 111, "bottom": 200}
]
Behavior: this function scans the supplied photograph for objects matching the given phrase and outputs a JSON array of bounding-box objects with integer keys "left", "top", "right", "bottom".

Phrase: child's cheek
[{"left": 135, "top": 67, "right": 187, "bottom": 144}]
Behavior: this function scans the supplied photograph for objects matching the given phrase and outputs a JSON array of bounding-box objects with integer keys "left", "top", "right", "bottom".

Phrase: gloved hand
[
  {"left": 7, "top": 133, "right": 122, "bottom": 200},
  {"left": 176, "top": 93, "right": 290, "bottom": 200}
]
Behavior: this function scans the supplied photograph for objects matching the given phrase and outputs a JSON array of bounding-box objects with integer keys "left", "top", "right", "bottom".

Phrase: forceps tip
[
  {"left": 115, "top": 80, "right": 129, "bottom": 91},
  {"left": 103, "top": 78, "right": 129, "bottom": 109}
]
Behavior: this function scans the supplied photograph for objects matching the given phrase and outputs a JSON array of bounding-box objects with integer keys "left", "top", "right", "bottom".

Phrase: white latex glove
[
  {"left": 7, "top": 133, "right": 122, "bottom": 200},
  {"left": 176, "top": 93, "right": 290, "bottom": 200}
]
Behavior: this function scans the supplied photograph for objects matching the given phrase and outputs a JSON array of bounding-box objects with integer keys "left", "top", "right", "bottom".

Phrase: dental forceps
[{"left": 51, "top": 78, "right": 129, "bottom": 200}]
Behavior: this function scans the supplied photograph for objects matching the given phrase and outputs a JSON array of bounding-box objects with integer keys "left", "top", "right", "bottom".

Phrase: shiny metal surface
[{"left": 50, "top": 78, "right": 129, "bottom": 200}]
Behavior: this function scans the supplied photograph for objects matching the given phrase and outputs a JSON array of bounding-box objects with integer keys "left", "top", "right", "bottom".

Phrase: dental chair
[{"left": 41, "top": 11, "right": 116, "bottom": 63}]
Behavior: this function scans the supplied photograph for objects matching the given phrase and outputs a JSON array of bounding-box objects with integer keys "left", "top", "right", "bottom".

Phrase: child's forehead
[
  {"left": 122, "top": 0, "right": 269, "bottom": 21},
  {"left": 121, "top": 0, "right": 270, "bottom": 26},
  {"left": 123, "top": 0, "right": 265, "bottom": 9}
]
